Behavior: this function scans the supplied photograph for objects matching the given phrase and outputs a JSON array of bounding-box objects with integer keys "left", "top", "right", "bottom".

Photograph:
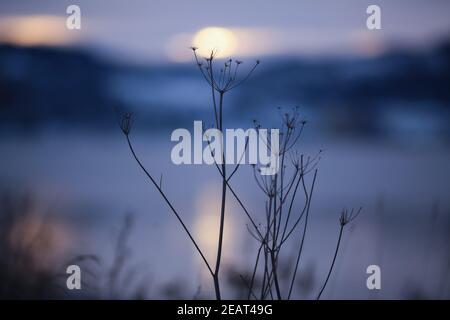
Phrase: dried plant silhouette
[
  {"left": 119, "top": 49, "right": 361, "bottom": 300},
  {"left": 316, "top": 208, "right": 361, "bottom": 299},
  {"left": 62, "top": 213, "right": 149, "bottom": 299},
  {"left": 0, "top": 192, "right": 65, "bottom": 299}
]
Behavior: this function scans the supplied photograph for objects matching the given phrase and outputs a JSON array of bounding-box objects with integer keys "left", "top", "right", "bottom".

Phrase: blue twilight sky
[{"left": 0, "top": 0, "right": 449, "bottom": 63}]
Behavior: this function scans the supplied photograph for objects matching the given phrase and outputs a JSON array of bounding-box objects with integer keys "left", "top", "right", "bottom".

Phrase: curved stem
[
  {"left": 125, "top": 135, "right": 213, "bottom": 277},
  {"left": 214, "top": 91, "right": 226, "bottom": 300},
  {"left": 317, "top": 224, "right": 344, "bottom": 300},
  {"left": 288, "top": 169, "right": 317, "bottom": 299}
]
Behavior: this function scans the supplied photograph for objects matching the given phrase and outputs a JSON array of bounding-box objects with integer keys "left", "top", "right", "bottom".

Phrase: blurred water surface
[{"left": 1, "top": 131, "right": 449, "bottom": 299}]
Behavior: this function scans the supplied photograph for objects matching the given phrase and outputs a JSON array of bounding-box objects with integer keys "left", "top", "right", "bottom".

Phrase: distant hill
[{"left": 0, "top": 42, "right": 449, "bottom": 141}]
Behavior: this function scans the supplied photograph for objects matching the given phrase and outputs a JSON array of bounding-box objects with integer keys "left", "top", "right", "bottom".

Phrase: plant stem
[
  {"left": 125, "top": 135, "right": 213, "bottom": 276},
  {"left": 270, "top": 173, "right": 282, "bottom": 300},
  {"left": 317, "top": 223, "right": 344, "bottom": 300},
  {"left": 288, "top": 169, "right": 317, "bottom": 299},
  {"left": 214, "top": 91, "right": 227, "bottom": 300}
]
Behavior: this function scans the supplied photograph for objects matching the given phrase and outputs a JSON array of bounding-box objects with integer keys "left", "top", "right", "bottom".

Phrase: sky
[{"left": 0, "top": 0, "right": 449, "bottom": 63}]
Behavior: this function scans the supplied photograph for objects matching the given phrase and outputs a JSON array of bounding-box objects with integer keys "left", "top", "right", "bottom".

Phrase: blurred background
[{"left": 0, "top": 0, "right": 449, "bottom": 299}]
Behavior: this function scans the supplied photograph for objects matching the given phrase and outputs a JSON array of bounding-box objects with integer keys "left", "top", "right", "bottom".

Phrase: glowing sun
[{"left": 192, "top": 27, "right": 238, "bottom": 58}]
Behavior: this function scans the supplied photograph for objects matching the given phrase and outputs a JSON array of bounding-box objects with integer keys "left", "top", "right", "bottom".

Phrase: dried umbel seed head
[
  {"left": 339, "top": 207, "right": 362, "bottom": 226},
  {"left": 121, "top": 113, "right": 133, "bottom": 135},
  {"left": 192, "top": 49, "right": 260, "bottom": 93},
  {"left": 253, "top": 119, "right": 261, "bottom": 130},
  {"left": 289, "top": 151, "right": 302, "bottom": 170}
]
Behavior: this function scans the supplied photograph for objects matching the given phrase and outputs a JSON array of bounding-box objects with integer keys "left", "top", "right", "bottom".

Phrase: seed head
[
  {"left": 121, "top": 112, "right": 133, "bottom": 135},
  {"left": 339, "top": 207, "right": 362, "bottom": 226}
]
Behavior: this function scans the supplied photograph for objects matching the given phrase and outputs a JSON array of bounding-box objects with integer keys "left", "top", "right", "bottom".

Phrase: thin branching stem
[
  {"left": 316, "top": 225, "right": 344, "bottom": 300},
  {"left": 213, "top": 91, "right": 227, "bottom": 300},
  {"left": 125, "top": 135, "right": 213, "bottom": 276},
  {"left": 287, "top": 169, "right": 317, "bottom": 299}
]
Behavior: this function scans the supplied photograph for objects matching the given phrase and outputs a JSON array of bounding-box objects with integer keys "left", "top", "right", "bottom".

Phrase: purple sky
[{"left": 1, "top": 0, "right": 449, "bottom": 62}]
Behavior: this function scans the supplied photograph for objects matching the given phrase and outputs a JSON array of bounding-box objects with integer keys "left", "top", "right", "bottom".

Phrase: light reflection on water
[{"left": 193, "top": 182, "right": 239, "bottom": 281}]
